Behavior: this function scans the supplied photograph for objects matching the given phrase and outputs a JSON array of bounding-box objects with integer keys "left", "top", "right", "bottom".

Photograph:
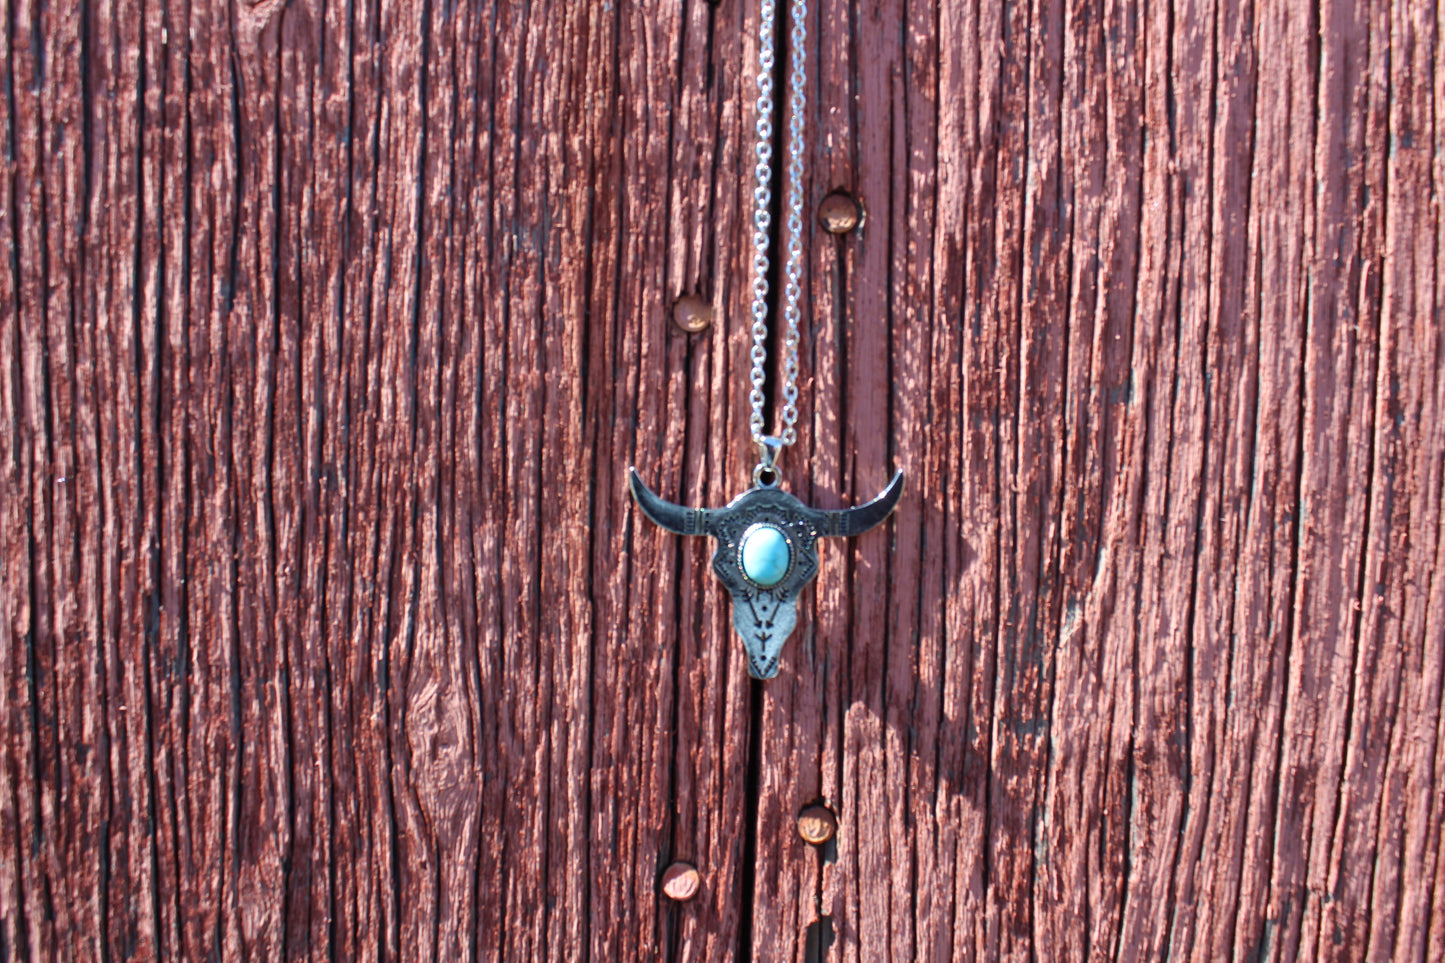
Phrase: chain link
[{"left": 748, "top": 0, "right": 807, "bottom": 475}]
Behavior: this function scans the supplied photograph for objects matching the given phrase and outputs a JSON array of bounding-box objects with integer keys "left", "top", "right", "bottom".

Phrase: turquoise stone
[{"left": 740, "top": 524, "right": 791, "bottom": 587}]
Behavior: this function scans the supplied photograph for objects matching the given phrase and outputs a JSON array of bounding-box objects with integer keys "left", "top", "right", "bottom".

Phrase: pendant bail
[{"left": 753, "top": 436, "right": 785, "bottom": 488}]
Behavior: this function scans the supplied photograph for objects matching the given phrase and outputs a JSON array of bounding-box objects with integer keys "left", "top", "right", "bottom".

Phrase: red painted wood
[{"left": 2, "top": 1, "right": 1443, "bottom": 960}]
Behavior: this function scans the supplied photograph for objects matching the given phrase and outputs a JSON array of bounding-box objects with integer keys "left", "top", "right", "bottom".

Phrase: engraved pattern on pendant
[{"left": 629, "top": 469, "right": 903, "bottom": 679}]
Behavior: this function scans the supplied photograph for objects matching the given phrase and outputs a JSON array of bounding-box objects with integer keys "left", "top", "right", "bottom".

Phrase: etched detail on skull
[{"left": 629, "top": 469, "right": 905, "bottom": 679}]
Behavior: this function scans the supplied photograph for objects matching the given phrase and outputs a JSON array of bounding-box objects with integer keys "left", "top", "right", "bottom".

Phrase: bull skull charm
[{"left": 628, "top": 468, "right": 904, "bottom": 679}]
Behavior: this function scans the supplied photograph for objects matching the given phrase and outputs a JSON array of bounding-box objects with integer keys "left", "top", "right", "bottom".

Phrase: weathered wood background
[{"left": 3, "top": 0, "right": 1444, "bottom": 959}]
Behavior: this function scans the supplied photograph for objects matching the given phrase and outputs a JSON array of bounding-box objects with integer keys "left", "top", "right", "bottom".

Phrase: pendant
[{"left": 629, "top": 467, "right": 904, "bottom": 679}]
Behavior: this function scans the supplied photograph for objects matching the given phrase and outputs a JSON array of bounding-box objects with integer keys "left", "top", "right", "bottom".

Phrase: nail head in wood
[
  {"left": 671, "top": 295, "right": 713, "bottom": 333},
  {"left": 797, "top": 804, "right": 838, "bottom": 845},
  {"left": 817, "top": 191, "right": 862, "bottom": 234},
  {"left": 660, "top": 861, "right": 700, "bottom": 901}
]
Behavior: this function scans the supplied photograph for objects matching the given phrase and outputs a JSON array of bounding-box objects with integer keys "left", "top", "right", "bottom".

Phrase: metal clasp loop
[{"left": 752, "top": 436, "right": 784, "bottom": 488}]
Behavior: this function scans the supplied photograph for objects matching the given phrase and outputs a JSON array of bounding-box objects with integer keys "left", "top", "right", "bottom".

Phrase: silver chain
[{"left": 748, "top": 0, "right": 807, "bottom": 483}]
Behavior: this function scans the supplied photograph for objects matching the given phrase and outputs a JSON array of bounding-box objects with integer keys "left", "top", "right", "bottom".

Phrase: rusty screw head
[
  {"left": 817, "top": 191, "right": 862, "bottom": 234},
  {"left": 797, "top": 804, "right": 838, "bottom": 845},
  {"left": 672, "top": 295, "right": 713, "bottom": 334},
  {"left": 661, "top": 861, "right": 701, "bottom": 901}
]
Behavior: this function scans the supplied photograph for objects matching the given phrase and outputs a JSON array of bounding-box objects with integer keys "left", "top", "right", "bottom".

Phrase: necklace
[{"left": 630, "top": 0, "right": 903, "bottom": 680}]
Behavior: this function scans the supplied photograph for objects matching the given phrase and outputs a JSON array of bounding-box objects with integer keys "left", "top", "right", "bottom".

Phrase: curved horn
[
  {"left": 816, "top": 470, "right": 905, "bottom": 537},
  {"left": 628, "top": 468, "right": 708, "bottom": 536}
]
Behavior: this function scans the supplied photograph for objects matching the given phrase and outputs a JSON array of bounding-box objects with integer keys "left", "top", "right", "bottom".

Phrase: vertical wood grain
[{"left": 1, "top": 1, "right": 1442, "bottom": 961}]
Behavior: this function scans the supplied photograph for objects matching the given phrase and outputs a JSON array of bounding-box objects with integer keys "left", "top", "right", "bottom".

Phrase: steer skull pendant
[{"left": 628, "top": 468, "right": 904, "bottom": 679}]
